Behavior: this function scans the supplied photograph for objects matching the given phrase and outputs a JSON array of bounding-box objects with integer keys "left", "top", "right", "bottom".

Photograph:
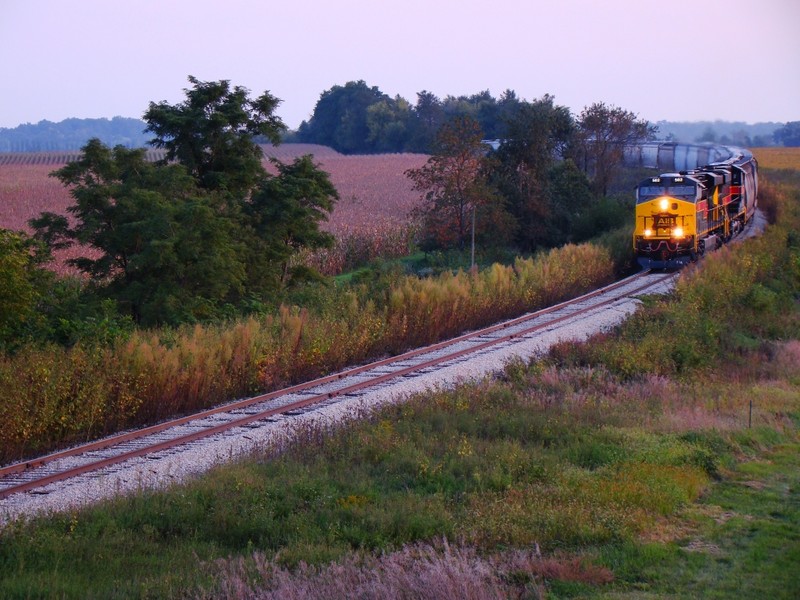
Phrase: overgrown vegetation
[
  {"left": 0, "top": 165, "right": 798, "bottom": 598},
  {"left": 0, "top": 242, "right": 613, "bottom": 462}
]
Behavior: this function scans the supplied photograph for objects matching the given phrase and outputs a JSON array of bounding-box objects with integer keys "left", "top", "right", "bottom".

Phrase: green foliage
[
  {"left": 297, "top": 80, "right": 391, "bottom": 154},
  {"left": 31, "top": 141, "right": 246, "bottom": 325},
  {"left": 0, "top": 228, "right": 52, "bottom": 347},
  {"left": 572, "top": 197, "right": 630, "bottom": 243},
  {"left": 491, "top": 95, "right": 576, "bottom": 251},
  {"left": 144, "top": 75, "right": 285, "bottom": 198},
  {"left": 29, "top": 78, "right": 337, "bottom": 327},
  {"left": 297, "top": 83, "right": 524, "bottom": 154},
  {"left": 545, "top": 158, "right": 595, "bottom": 243},
  {"left": 366, "top": 95, "right": 415, "bottom": 153},
  {"left": 247, "top": 155, "right": 338, "bottom": 291}
]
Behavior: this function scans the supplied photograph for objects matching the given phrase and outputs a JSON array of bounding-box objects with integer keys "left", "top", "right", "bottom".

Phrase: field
[
  {"left": 0, "top": 144, "right": 429, "bottom": 275},
  {"left": 753, "top": 146, "right": 800, "bottom": 170}
]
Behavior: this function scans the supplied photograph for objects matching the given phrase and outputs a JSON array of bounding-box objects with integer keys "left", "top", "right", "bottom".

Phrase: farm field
[
  {"left": 753, "top": 146, "right": 800, "bottom": 170},
  {"left": 0, "top": 144, "right": 429, "bottom": 274}
]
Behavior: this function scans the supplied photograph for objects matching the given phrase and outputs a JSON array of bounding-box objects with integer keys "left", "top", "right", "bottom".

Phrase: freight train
[{"left": 632, "top": 145, "right": 758, "bottom": 269}]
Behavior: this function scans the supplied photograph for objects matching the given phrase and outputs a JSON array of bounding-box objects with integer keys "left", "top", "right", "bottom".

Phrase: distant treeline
[
  {"left": 0, "top": 117, "right": 150, "bottom": 152},
  {"left": 655, "top": 120, "right": 783, "bottom": 147},
  {"left": 1, "top": 83, "right": 796, "bottom": 153},
  {"left": 289, "top": 81, "right": 791, "bottom": 154}
]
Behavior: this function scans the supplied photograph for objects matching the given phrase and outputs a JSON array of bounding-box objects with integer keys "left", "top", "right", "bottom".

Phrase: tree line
[
  {"left": 2, "top": 84, "right": 795, "bottom": 153},
  {"left": 0, "top": 117, "right": 150, "bottom": 152},
  {"left": 291, "top": 81, "right": 796, "bottom": 153},
  {"left": 406, "top": 98, "right": 655, "bottom": 254}
]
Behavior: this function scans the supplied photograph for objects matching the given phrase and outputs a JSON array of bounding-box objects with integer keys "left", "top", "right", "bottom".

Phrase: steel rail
[
  {"left": 1, "top": 270, "right": 672, "bottom": 499},
  {"left": 1, "top": 270, "right": 652, "bottom": 479}
]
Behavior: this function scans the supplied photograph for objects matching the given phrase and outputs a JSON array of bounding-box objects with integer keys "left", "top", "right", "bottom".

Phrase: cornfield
[{"left": 0, "top": 144, "right": 429, "bottom": 275}]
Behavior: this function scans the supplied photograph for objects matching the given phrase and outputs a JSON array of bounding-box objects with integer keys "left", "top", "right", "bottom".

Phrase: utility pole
[{"left": 471, "top": 204, "right": 476, "bottom": 271}]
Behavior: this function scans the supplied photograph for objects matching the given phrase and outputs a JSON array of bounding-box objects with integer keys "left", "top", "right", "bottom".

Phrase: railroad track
[{"left": 0, "top": 268, "right": 676, "bottom": 508}]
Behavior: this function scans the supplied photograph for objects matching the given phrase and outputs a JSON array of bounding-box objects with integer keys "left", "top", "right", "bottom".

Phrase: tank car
[{"left": 633, "top": 149, "right": 758, "bottom": 269}]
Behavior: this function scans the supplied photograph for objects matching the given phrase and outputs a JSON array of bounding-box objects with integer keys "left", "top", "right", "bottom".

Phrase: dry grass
[{"left": 197, "top": 539, "right": 613, "bottom": 600}]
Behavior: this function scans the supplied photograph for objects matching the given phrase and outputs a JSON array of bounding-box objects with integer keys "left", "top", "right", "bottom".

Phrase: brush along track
[{"left": 0, "top": 270, "right": 675, "bottom": 511}]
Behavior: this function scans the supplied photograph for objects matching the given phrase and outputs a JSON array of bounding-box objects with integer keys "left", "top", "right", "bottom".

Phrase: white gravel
[{"left": 2, "top": 274, "right": 676, "bottom": 526}]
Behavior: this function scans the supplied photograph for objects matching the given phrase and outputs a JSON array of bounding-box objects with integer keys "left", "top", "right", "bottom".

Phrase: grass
[
  {"left": 1, "top": 353, "right": 797, "bottom": 598},
  {"left": 598, "top": 442, "right": 800, "bottom": 599}
]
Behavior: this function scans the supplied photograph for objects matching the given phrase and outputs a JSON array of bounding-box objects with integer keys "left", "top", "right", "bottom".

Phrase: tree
[
  {"left": 31, "top": 141, "right": 246, "bottom": 324},
  {"left": 406, "top": 116, "right": 513, "bottom": 250},
  {"left": 576, "top": 102, "right": 656, "bottom": 197},
  {"left": 546, "top": 159, "right": 595, "bottom": 244},
  {"left": 491, "top": 95, "right": 575, "bottom": 251},
  {"left": 774, "top": 121, "right": 800, "bottom": 146},
  {"left": 297, "top": 80, "right": 389, "bottom": 153},
  {"left": 31, "top": 78, "right": 339, "bottom": 326},
  {"left": 410, "top": 90, "right": 445, "bottom": 152},
  {"left": 366, "top": 96, "right": 414, "bottom": 152},
  {"left": 144, "top": 76, "right": 285, "bottom": 198},
  {"left": 0, "top": 229, "right": 52, "bottom": 344},
  {"left": 247, "top": 155, "right": 339, "bottom": 290}
]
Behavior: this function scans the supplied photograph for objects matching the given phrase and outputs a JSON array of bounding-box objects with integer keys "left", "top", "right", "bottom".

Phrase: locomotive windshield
[{"left": 636, "top": 176, "right": 697, "bottom": 204}]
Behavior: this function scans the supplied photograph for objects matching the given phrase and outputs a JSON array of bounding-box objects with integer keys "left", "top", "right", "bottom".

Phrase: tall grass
[
  {"left": 0, "top": 243, "right": 613, "bottom": 463},
  {"left": 197, "top": 539, "right": 613, "bottom": 600}
]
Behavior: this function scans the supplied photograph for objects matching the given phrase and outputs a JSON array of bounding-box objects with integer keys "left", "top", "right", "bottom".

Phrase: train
[{"left": 631, "top": 144, "right": 758, "bottom": 269}]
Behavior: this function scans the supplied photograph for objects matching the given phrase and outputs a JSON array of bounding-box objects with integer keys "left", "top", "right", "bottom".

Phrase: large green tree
[
  {"left": 31, "top": 78, "right": 338, "bottom": 327},
  {"left": 31, "top": 141, "right": 246, "bottom": 324},
  {"left": 297, "top": 80, "right": 389, "bottom": 154},
  {"left": 246, "top": 155, "right": 338, "bottom": 291},
  {"left": 491, "top": 95, "right": 576, "bottom": 250},
  {"left": 144, "top": 75, "right": 285, "bottom": 199},
  {"left": 366, "top": 96, "right": 414, "bottom": 153}
]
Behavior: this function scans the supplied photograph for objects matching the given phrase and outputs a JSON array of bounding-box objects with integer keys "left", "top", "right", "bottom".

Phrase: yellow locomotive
[{"left": 633, "top": 150, "right": 758, "bottom": 269}]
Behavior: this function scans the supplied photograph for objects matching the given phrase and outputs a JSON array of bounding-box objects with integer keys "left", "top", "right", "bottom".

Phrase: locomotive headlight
[
  {"left": 673, "top": 227, "right": 684, "bottom": 238},
  {"left": 659, "top": 198, "right": 670, "bottom": 211},
  {"left": 644, "top": 228, "right": 653, "bottom": 237}
]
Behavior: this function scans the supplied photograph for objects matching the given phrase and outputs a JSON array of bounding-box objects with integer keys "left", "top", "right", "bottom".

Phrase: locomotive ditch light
[
  {"left": 644, "top": 228, "right": 653, "bottom": 237},
  {"left": 673, "top": 227, "right": 684, "bottom": 238}
]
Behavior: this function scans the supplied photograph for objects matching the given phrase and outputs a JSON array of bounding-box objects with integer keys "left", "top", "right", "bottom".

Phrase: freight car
[{"left": 632, "top": 147, "right": 758, "bottom": 269}]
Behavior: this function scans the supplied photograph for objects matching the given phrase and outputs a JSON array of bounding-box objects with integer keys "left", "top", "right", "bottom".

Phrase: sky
[{"left": 1, "top": 0, "right": 798, "bottom": 130}]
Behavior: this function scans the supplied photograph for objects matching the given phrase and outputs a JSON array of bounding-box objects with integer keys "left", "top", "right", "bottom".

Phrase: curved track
[{"left": 0, "top": 269, "right": 675, "bottom": 504}]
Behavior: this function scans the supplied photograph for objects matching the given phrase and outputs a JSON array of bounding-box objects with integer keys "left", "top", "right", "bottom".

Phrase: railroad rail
[{"left": 0, "top": 269, "right": 676, "bottom": 503}]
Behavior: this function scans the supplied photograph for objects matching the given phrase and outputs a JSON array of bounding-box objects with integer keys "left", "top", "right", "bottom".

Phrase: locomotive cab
[{"left": 633, "top": 174, "right": 700, "bottom": 268}]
